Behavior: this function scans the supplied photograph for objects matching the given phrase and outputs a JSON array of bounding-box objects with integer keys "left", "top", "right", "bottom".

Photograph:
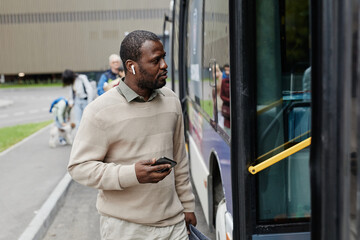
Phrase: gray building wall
[{"left": 0, "top": 1, "right": 171, "bottom": 75}]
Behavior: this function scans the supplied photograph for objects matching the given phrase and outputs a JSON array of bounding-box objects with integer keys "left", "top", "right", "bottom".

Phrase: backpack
[{"left": 49, "top": 97, "right": 68, "bottom": 113}]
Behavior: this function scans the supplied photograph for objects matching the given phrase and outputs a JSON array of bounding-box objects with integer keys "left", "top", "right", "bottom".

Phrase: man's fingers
[
  {"left": 141, "top": 158, "right": 156, "bottom": 165},
  {"left": 153, "top": 164, "right": 171, "bottom": 172},
  {"left": 135, "top": 159, "right": 172, "bottom": 184}
]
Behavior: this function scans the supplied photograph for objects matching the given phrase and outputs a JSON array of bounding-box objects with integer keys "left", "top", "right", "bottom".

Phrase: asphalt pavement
[
  {"left": 0, "top": 98, "right": 215, "bottom": 240},
  {"left": 0, "top": 87, "right": 70, "bottom": 128},
  {"left": 0, "top": 99, "right": 13, "bottom": 108}
]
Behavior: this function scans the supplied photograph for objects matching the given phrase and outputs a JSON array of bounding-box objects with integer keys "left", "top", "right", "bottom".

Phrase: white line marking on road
[
  {"left": 0, "top": 114, "right": 9, "bottom": 118},
  {"left": 14, "top": 112, "right": 25, "bottom": 116},
  {"left": 29, "top": 109, "right": 39, "bottom": 114}
]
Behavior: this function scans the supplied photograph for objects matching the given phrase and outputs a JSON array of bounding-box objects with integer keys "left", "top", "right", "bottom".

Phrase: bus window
[
  {"left": 187, "top": 0, "right": 203, "bottom": 105},
  {"left": 203, "top": 0, "right": 230, "bottom": 135},
  {"left": 171, "top": 0, "right": 181, "bottom": 96},
  {"left": 255, "top": 0, "right": 311, "bottom": 222}
]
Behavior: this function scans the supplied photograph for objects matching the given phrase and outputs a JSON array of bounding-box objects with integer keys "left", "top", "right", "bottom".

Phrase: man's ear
[{"left": 125, "top": 60, "right": 136, "bottom": 74}]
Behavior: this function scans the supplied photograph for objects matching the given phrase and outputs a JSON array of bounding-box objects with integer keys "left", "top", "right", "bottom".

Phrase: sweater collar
[{"left": 117, "top": 78, "right": 164, "bottom": 102}]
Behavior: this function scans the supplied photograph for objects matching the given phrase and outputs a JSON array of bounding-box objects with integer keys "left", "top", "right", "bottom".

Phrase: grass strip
[
  {"left": 0, "top": 120, "right": 53, "bottom": 152},
  {"left": 0, "top": 83, "right": 62, "bottom": 88}
]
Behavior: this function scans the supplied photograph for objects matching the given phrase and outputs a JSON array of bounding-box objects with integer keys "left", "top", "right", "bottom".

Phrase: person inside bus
[
  {"left": 68, "top": 30, "right": 197, "bottom": 240},
  {"left": 220, "top": 67, "right": 230, "bottom": 134},
  {"left": 302, "top": 66, "right": 311, "bottom": 93},
  {"left": 222, "top": 63, "right": 230, "bottom": 79},
  {"left": 212, "top": 64, "right": 225, "bottom": 128},
  {"left": 97, "top": 54, "right": 122, "bottom": 96}
]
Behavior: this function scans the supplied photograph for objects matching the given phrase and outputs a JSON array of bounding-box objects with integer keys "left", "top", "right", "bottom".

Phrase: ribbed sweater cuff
[
  {"left": 182, "top": 201, "right": 196, "bottom": 212},
  {"left": 118, "top": 164, "right": 140, "bottom": 188}
]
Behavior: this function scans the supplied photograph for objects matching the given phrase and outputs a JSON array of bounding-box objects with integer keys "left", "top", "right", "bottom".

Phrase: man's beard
[
  {"left": 137, "top": 67, "right": 166, "bottom": 90},
  {"left": 138, "top": 78, "right": 164, "bottom": 90}
]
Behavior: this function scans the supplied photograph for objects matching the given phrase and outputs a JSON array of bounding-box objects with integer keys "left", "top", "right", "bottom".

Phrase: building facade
[{"left": 0, "top": 0, "right": 171, "bottom": 78}]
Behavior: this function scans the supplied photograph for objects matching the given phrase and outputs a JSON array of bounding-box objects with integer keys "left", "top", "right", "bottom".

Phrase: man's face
[{"left": 136, "top": 40, "right": 168, "bottom": 90}]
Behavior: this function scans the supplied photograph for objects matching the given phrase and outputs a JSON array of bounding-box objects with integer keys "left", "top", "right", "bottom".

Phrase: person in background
[
  {"left": 103, "top": 65, "right": 125, "bottom": 92},
  {"left": 212, "top": 64, "right": 224, "bottom": 128},
  {"left": 68, "top": 30, "right": 197, "bottom": 240},
  {"left": 222, "top": 63, "right": 230, "bottom": 79},
  {"left": 302, "top": 66, "right": 311, "bottom": 93},
  {"left": 48, "top": 97, "right": 75, "bottom": 147},
  {"left": 97, "top": 54, "right": 122, "bottom": 96},
  {"left": 220, "top": 66, "right": 230, "bottom": 134},
  {"left": 62, "top": 69, "right": 93, "bottom": 129}
]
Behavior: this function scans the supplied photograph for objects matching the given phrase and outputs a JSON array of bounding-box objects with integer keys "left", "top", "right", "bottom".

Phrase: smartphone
[{"left": 152, "top": 157, "right": 177, "bottom": 172}]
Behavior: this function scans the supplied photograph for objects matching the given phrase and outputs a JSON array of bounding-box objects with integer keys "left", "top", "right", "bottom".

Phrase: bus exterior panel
[{"left": 187, "top": 101, "right": 232, "bottom": 224}]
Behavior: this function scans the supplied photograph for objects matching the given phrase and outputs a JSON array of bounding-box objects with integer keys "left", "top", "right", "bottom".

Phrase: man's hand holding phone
[
  {"left": 135, "top": 157, "right": 177, "bottom": 183},
  {"left": 151, "top": 157, "right": 177, "bottom": 172}
]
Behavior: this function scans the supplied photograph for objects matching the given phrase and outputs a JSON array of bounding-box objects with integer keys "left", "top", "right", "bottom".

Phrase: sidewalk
[
  {"left": 42, "top": 181, "right": 215, "bottom": 240},
  {"left": 42, "top": 181, "right": 100, "bottom": 240},
  {"left": 0, "top": 125, "right": 72, "bottom": 240}
]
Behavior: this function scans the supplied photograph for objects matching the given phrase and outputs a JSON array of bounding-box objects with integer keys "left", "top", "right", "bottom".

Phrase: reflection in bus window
[
  {"left": 255, "top": 0, "right": 311, "bottom": 222},
  {"left": 187, "top": 0, "right": 203, "bottom": 105},
  {"left": 222, "top": 63, "right": 230, "bottom": 79},
  {"left": 172, "top": 0, "right": 181, "bottom": 96},
  {"left": 213, "top": 64, "right": 224, "bottom": 127},
  {"left": 202, "top": 0, "right": 230, "bottom": 136},
  {"left": 220, "top": 68, "right": 230, "bottom": 134}
]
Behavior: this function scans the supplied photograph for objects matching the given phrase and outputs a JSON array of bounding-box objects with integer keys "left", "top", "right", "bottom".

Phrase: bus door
[{"left": 248, "top": 0, "right": 312, "bottom": 238}]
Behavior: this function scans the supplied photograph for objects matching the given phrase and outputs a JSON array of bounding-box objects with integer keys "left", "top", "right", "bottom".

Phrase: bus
[{"left": 166, "top": 0, "right": 360, "bottom": 239}]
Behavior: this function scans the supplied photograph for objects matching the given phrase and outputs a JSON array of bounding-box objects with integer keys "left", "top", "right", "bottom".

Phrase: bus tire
[{"left": 212, "top": 162, "right": 224, "bottom": 226}]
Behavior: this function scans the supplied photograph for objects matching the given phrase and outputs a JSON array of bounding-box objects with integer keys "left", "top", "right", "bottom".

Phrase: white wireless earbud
[{"left": 131, "top": 65, "right": 136, "bottom": 75}]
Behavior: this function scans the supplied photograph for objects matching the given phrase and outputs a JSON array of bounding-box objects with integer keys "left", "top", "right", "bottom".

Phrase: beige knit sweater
[{"left": 68, "top": 86, "right": 195, "bottom": 227}]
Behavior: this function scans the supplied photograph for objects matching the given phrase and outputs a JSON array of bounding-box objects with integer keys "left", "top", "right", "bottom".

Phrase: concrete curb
[{"left": 18, "top": 173, "right": 73, "bottom": 240}]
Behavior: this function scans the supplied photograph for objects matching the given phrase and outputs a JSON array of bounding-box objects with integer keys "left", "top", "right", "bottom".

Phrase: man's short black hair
[{"left": 119, "top": 30, "right": 161, "bottom": 73}]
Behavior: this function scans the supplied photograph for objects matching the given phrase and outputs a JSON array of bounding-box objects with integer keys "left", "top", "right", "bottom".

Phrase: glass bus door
[{"left": 252, "top": 0, "right": 311, "bottom": 238}]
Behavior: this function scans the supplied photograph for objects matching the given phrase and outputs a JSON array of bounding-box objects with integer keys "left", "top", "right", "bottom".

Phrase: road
[{"left": 0, "top": 87, "right": 70, "bottom": 128}]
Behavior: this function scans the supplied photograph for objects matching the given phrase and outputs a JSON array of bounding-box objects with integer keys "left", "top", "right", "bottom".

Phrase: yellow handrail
[
  {"left": 256, "top": 130, "right": 311, "bottom": 162},
  {"left": 257, "top": 99, "right": 283, "bottom": 115},
  {"left": 248, "top": 137, "right": 311, "bottom": 175}
]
